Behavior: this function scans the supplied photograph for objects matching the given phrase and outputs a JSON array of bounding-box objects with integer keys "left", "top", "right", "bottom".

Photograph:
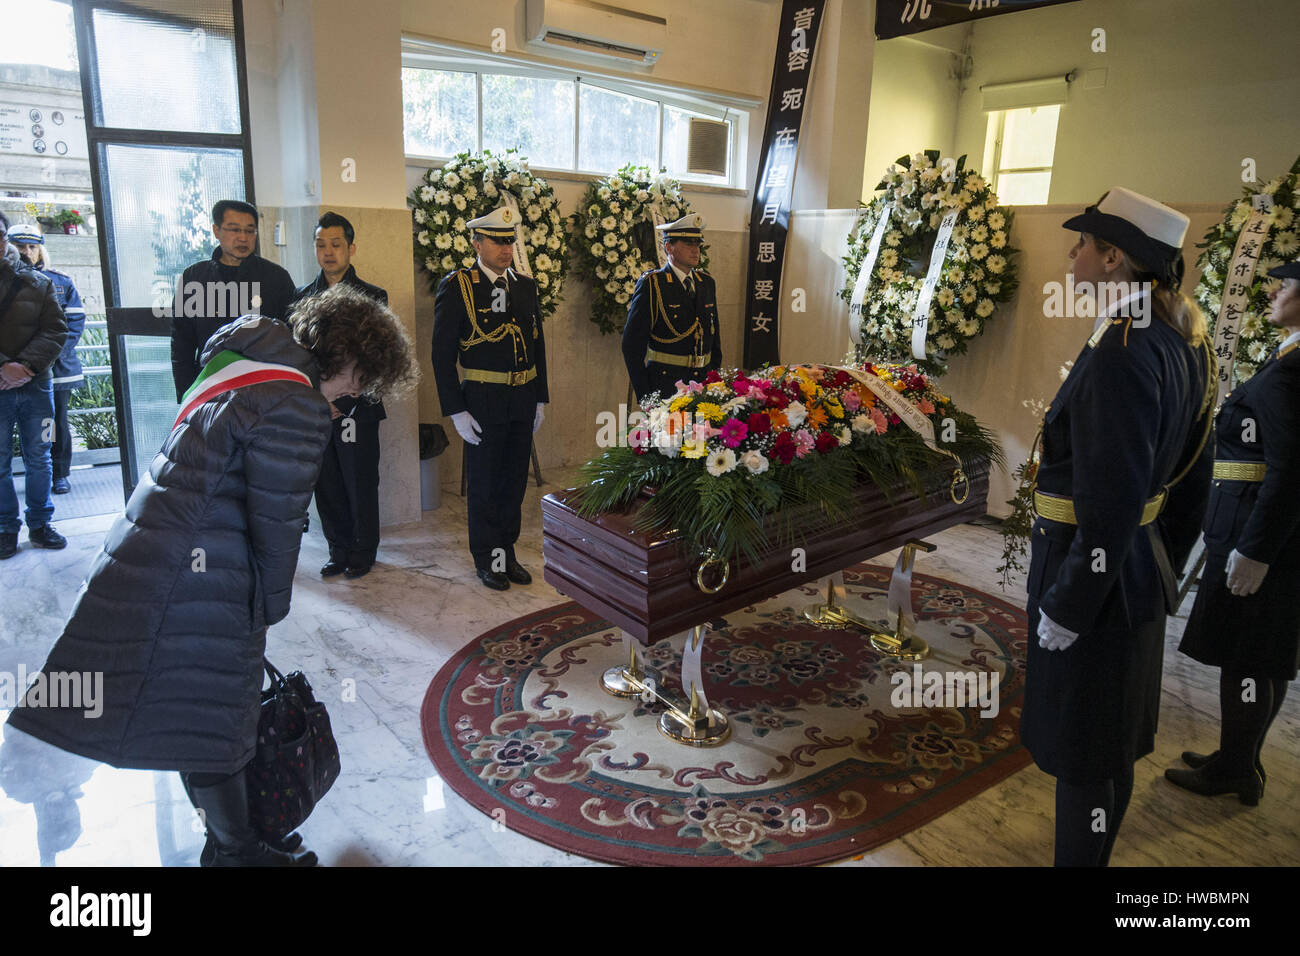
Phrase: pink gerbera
[
  {"left": 870, "top": 407, "right": 889, "bottom": 434},
  {"left": 720, "top": 418, "right": 748, "bottom": 448}
]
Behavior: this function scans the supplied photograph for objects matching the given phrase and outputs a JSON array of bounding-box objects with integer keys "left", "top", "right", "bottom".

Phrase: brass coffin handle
[
  {"left": 694, "top": 550, "right": 730, "bottom": 594},
  {"left": 950, "top": 467, "right": 970, "bottom": 504}
]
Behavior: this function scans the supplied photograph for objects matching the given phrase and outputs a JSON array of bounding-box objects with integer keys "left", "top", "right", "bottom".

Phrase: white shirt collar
[
  {"left": 1092, "top": 288, "right": 1151, "bottom": 334},
  {"left": 668, "top": 260, "right": 694, "bottom": 284},
  {"left": 1281, "top": 329, "right": 1300, "bottom": 351},
  {"left": 477, "top": 259, "right": 510, "bottom": 285}
]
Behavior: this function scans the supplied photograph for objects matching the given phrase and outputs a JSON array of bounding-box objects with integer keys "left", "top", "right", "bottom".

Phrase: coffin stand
[{"left": 541, "top": 461, "right": 990, "bottom": 746}]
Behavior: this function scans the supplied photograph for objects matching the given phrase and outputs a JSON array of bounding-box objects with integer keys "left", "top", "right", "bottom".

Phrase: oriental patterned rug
[{"left": 420, "top": 564, "right": 1031, "bottom": 866}]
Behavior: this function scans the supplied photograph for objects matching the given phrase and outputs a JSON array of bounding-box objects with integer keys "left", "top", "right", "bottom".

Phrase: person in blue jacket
[
  {"left": 1023, "top": 188, "right": 1215, "bottom": 866},
  {"left": 9, "top": 223, "right": 85, "bottom": 494}
]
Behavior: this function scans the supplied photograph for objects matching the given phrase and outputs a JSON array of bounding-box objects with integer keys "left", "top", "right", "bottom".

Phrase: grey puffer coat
[{"left": 7, "top": 317, "right": 332, "bottom": 773}]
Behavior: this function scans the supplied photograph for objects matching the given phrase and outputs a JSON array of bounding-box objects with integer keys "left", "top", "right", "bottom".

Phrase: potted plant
[{"left": 53, "top": 208, "right": 87, "bottom": 235}]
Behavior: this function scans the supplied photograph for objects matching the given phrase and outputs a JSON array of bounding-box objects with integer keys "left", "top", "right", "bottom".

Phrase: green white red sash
[{"left": 175, "top": 349, "right": 313, "bottom": 428}]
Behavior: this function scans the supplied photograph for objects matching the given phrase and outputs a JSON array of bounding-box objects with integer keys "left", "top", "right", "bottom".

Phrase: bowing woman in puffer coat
[{"left": 6, "top": 284, "right": 418, "bottom": 866}]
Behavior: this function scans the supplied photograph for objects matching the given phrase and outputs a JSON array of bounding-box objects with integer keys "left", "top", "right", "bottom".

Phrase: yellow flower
[
  {"left": 680, "top": 438, "right": 708, "bottom": 459},
  {"left": 705, "top": 381, "right": 731, "bottom": 397},
  {"left": 823, "top": 396, "right": 845, "bottom": 419},
  {"left": 695, "top": 402, "right": 725, "bottom": 422},
  {"left": 669, "top": 394, "right": 693, "bottom": 412}
]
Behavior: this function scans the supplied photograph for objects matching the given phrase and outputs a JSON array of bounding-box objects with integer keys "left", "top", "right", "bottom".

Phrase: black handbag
[{"left": 247, "top": 659, "right": 341, "bottom": 840}]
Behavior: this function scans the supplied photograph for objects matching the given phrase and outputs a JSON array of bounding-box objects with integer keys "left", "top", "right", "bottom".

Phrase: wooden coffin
[{"left": 542, "top": 461, "right": 989, "bottom": 646}]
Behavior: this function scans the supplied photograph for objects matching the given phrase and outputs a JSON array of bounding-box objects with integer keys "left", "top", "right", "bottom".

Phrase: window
[
  {"left": 401, "top": 41, "right": 749, "bottom": 187},
  {"left": 983, "top": 104, "right": 1061, "bottom": 206}
]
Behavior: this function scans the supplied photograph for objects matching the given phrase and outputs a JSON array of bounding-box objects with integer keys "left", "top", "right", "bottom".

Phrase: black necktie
[
  {"left": 684, "top": 273, "right": 696, "bottom": 300},
  {"left": 493, "top": 275, "right": 509, "bottom": 312}
]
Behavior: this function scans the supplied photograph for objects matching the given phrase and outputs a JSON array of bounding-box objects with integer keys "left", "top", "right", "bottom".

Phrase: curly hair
[{"left": 289, "top": 284, "right": 419, "bottom": 399}]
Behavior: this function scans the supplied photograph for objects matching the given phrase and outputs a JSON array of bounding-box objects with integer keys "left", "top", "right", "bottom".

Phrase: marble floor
[{"left": 0, "top": 468, "right": 1296, "bottom": 867}]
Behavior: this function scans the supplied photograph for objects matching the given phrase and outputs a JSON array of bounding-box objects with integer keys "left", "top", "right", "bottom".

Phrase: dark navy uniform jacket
[
  {"left": 291, "top": 265, "right": 388, "bottom": 422},
  {"left": 1179, "top": 339, "right": 1300, "bottom": 677},
  {"left": 622, "top": 262, "right": 722, "bottom": 403},
  {"left": 431, "top": 266, "right": 548, "bottom": 425},
  {"left": 40, "top": 268, "right": 85, "bottom": 392},
  {"left": 1023, "top": 299, "right": 1213, "bottom": 779}
]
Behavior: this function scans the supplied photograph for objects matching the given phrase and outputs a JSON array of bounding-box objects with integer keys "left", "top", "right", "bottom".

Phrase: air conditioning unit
[{"left": 525, "top": 0, "right": 666, "bottom": 67}]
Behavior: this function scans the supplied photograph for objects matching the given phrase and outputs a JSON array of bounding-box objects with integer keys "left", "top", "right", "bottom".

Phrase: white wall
[{"left": 953, "top": 0, "right": 1300, "bottom": 206}]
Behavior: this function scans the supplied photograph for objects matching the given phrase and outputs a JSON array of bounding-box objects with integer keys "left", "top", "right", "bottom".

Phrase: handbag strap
[{"left": 263, "top": 657, "right": 287, "bottom": 686}]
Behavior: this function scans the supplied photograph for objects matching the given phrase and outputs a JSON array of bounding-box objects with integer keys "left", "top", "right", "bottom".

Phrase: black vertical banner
[
  {"left": 742, "top": 0, "right": 826, "bottom": 370},
  {"left": 875, "top": 0, "right": 1081, "bottom": 40}
]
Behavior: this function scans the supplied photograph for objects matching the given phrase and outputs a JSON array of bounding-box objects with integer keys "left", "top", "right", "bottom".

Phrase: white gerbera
[
  {"left": 705, "top": 448, "right": 737, "bottom": 477},
  {"left": 976, "top": 298, "right": 995, "bottom": 318}
]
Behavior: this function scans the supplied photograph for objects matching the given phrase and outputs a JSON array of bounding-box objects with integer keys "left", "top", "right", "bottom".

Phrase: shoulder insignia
[{"left": 470, "top": 269, "right": 480, "bottom": 283}]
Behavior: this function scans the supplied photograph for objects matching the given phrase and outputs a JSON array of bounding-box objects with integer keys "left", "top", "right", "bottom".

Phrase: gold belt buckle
[{"left": 508, "top": 370, "right": 525, "bottom": 386}]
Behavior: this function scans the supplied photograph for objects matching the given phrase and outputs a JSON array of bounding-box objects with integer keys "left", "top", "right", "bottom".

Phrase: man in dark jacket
[
  {"left": 432, "top": 206, "right": 548, "bottom": 590},
  {"left": 622, "top": 214, "right": 722, "bottom": 404},
  {"left": 0, "top": 210, "right": 70, "bottom": 558},
  {"left": 290, "top": 212, "right": 387, "bottom": 579},
  {"left": 168, "top": 199, "right": 296, "bottom": 401}
]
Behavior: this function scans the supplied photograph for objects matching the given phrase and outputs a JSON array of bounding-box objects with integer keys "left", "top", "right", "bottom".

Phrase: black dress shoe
[
  {"left": 1164, "top": 765, "right": 1263, "bottom": 806},
  {"left": 505, "top": 558, "right": 532, "bottom": 585},
  {"left": 52, "top": 477, "right": 71, "bottom": 494},
  {"left": 321, "top": 561, "right": 346, "bottom": 577},
  {"left": 28, "top": 524, "right": 67, "bottom": 549},
  {"left": 0, "top": 533, "right": 16, "bottom": 560},
  {"left": 1181, "top": 750, "right": 1265, "bottom": 789},
  {"left": 477, "top": 568, "right": 510, "bottom": 591},
  {"left": 344, "top": 564, "right": 371, "bottom": 579}
]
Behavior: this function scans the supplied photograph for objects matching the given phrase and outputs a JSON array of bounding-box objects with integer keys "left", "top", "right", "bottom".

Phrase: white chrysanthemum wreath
[
  {"left": 1194, "top": 155, "right": 1300, "bottom": 383},
  {"left": 408, "top": 149, "right": 568, "bottom": 318},
  {"left": 841, "top": 150, "right": 1019, "bottom": 374},
  {"left": 571, "top": 163, "right": 708, "bottom": 335}
]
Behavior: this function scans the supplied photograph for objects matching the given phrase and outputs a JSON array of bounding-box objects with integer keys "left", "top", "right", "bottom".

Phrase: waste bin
[{"left": 419, "top": 423, "right": 449, "bottom": 511}]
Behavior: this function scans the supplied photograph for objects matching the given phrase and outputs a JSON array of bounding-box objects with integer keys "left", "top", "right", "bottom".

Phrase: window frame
[
  {"left": 400, "top": 38, "right": 753, "bottom": 190},
  {"left": 984, "top": 104, "right": 1061, "bottom": 206}
]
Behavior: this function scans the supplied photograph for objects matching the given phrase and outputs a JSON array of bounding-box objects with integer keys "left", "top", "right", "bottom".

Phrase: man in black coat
[
  {"left": 0, "top": 210, "right": 69, "bottom": 558},
  {"left": 291, "top": 212, "right": 387, "bottom": 579},
  {"left": 1023, "top": 187, "right": 1214, "bottom": 866},
  {"left": 432, "top": 206, "right": 548, "bottom": 590},
  {"left": 621, "top": 214, "right": 722, "bottom": 404},
  {"left": 168, "top": 198, "right": 296, "bottom": 401}
]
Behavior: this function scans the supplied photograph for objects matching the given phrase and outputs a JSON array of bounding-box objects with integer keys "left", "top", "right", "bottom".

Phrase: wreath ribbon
[
  {"left": 911, "top": 208, "right": 959, "bottom": 360},
  {"left": 1211, "top": 196, "right": 1271, "bottom": 405},
  {"left": 500, "top": 192, "right": 533, "bottom": 277},
  {"left": 848, "top": 203, "right": 892, "bottom": 345}
]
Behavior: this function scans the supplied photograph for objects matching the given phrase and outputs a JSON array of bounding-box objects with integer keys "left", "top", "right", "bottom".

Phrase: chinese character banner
[
  {"left": 743, "top": 0, "right": 826, "bottom": 368},
  {"left": 875, "top": 0, "right": 1080, "bottom": 40}
]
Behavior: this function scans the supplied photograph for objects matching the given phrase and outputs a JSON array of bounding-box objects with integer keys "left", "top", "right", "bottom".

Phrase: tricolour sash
[{"left": 175, "top": 349, "right": 313, "bottom": 429}]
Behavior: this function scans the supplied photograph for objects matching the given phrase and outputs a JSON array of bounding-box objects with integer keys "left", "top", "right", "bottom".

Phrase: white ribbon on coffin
[
  {"left": 910, "top": 209, "right": 959, "bottom": 361},
  {"left": 1211, "top": 194, "right": 1272, "bottom": 406},
  {"left": 886, "top": 550, "right": 917, "bottom": 632},
  {"left": 848, "top": 203, "right": 893, "bottom": 345}
]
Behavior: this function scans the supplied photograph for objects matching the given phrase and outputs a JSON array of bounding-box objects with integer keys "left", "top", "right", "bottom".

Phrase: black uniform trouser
[
  {"left": 465, "top": 417, "right": 532, "bottom": 570},
  {"left": 51, "top": 389, "right": 72, "bottom": 481},
  {"left": 638, "top": 362, "right": 713, "bottom": 404},
  {"left": 314, "top": 416, "right": 381, "bottom": 567}
]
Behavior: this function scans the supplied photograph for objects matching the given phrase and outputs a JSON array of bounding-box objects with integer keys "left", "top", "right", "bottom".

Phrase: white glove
[
  {"left": 1037, "top": 609, "right": 1080, "bottom": 652},
  {"left": 533, "top": 402, "right": 545, "bottom": 434},
  {"left": 1226, "top": 549, "right": 1268, "bottom": 596},
  {"left": 451, "top": 410, "right": 482, "bottom": 446}
]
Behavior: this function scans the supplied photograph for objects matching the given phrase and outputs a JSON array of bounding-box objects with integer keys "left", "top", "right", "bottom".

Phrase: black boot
[
  {"left": 1181, "top": 750, "right": 1266, "bottom": 791},
  {"left": 185, "top": 769, "right": 318, "bottom": 867},
  {"left": 1164, "top": 763, "right": 1263, "bottom": 806},
  {"left": 179, "top": 773, "right": 303, "bottom": 861}
]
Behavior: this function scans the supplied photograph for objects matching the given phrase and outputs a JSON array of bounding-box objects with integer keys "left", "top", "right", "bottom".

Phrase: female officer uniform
[
  {"left": 1023, "top": 188, "right": 1215, "bottom": 866},
  {"left": 1167, "top": 258, "right": 1300, "bottom": 805}
]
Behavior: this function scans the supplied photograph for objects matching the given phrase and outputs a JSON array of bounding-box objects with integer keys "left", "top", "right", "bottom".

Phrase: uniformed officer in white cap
[
  {"left": 431, "top": 205, "right": 548, "bottom": 590},
  {"left": 621, "top": 213, "right": 722, "bottom": 403},
  {"left": 1022, "top": 186, "right": 1216, "bottom": 865}
]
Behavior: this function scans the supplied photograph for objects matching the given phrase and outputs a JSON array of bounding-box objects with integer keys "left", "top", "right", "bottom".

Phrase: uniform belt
[
  {"left": 646, "top": 349, "right": 707, "bottom": 368},
  {"left": 1033, "top": 489, "right": 1166, "bottom": 527},
  {"left": 462, "top": 366, "right": 536, "bottom": 386},
  {"left": 1213, "top": 460, "right": 1266, "bottom": 482}
]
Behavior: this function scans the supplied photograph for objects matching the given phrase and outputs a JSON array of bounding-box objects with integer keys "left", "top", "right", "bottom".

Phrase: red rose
[
  {"left": 830, "top": 370, "right": 851, "bottom": 388},
  {"left": 704, "top": 369, "right": 723, "bottom": 384},
  {"left": 771, "top": 432, "right": 797, "bottom": 464},
  {"left": 765, "top": 391, "right": 790, "bottom": 410},
  {"left": 746, "top": 412, "right": 771, "bottom": 434},
  {"left": 888, "top": 413, "right": 901, "bottom": 425},
  {"left": 815, "top": 431, "right": 838, "bottom": 454}
]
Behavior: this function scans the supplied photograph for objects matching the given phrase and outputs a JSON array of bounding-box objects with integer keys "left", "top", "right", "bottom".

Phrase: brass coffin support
[
  {"left": 599, "top": 627, "right": 730, "bottom": 747},
  {"left": 868, "top": 539, "right": 935, "bottom": 661}
]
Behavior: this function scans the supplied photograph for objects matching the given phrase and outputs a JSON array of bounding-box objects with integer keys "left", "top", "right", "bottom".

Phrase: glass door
[{"left": 72, "top": 0, "right": 255, "bottom": 497}]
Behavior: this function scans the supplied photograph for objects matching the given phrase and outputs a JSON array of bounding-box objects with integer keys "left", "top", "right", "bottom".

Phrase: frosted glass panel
[
  {"left": 482, "top": 74, "right": 575, "bottom": 169},
  {"left": 663, "top": 106, "right": 729, "bottom": 183},
  {"left": 999, "top": 105, "right": 1060, "bottom": 171},
  {"left": 997, "top": 171, "right": 1052, "bottom": 206},
  {"left": 578, "top": 85, "right": 657, "bottom": 174},
  {"left": 402, "top": 68, "right": 477, "bottom": 157},
  {"left": 122, "top": 335, "right": 179, "bottom": 487},
  {"left": 100, "top": 144, "right": 245, "bottom": 308},
  {"left": 92, "top": 3, "right": 239, "bottom": 134}
]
